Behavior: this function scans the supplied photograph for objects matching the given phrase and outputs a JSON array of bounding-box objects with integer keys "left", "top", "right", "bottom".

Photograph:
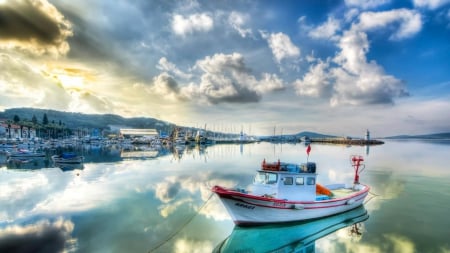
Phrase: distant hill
[
  {"left": 384, "top": 132, "right": 450, "bottom": 139},
  {"left": 294, "top": 131, "right": 336, "bottom": 138},
  {"left": 259, "top": 131, "right": 336, "bottom": 141},
  {"left": 0, "top": 107, "right": 175, "bottom": 132}
]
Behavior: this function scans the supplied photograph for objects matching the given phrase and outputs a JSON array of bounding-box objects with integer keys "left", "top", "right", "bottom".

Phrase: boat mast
[{"left": 351, "top": 155, "right": 365, "bottom": 185}]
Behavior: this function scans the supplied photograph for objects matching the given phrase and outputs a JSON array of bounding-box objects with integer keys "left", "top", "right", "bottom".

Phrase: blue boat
[{"left": 52, "top": 152, "right": 84, "bottom": 164}]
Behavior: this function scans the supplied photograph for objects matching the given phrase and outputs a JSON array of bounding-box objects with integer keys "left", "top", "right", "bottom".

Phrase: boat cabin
[{"left": 250, "top": 161, "right": 318, "bottom": 201}]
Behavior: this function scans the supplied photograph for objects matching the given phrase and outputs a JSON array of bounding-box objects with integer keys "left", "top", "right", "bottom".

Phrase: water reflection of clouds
[
  {"left": 1, "top": 157, "right": 239, "bottom": 227},
  {"left": 152, "top": 172, "right": 239, "bottom": 221},
  {"left": 155, "top": 178, "right": 182, "bottom": 203},
  {"left": 0, "top": 218, "right": 76, "bottom": 253},
  {"left": 0, "top": 169, "right": 69, "bottom": 223},
  {"left": 3, "top": 142, "right": 446, "bottom": 252},
  {"left": 317, "top": 232, "right": 418, "bottom": 253},
  {"left": 173, "top": 238, "right": 214, "bottom": 253}
]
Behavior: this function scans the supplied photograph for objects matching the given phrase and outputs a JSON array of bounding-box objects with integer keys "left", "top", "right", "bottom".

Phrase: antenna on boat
[{"left": 350, "top": 155, "right": 365, "bottom": 185}]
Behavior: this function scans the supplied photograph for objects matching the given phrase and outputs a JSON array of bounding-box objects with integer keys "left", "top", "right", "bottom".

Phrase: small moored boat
[
  {"left": 6, "top": 149, "right": 45, "bottom": 158},
  {"left": 212, "top": 154, "right": 369, "bottom": 226},
  {"left": 51, "top": 152, "right": 84, "bottom": 164}
]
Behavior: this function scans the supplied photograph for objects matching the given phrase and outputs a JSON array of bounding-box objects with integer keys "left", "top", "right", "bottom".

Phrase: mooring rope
[
  {"left": 364, "top": 191, "right": 381, "bottom": 205},
  {"left": 147, "top": 192, "right": 215, "bottom": 253}
]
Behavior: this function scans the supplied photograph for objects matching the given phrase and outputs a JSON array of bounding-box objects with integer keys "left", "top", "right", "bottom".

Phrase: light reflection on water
[{"left": 0, "top": 140, "right": 449, "bottom": 253}]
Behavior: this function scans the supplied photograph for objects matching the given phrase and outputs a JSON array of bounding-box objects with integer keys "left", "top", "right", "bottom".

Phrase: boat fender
[
  {"left": 291, "top": 204, "right": 304, "bottom": 210},
  {"left": 346, "top": 199, "right": 356, "bottom": 205}
]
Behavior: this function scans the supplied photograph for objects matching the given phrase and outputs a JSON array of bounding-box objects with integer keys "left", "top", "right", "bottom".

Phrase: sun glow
[{"left": 57, "top": 74, "right": 85, "bottom": 90}]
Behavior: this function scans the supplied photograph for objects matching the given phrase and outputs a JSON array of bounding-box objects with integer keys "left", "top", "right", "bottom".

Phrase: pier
[{"left": 309, "top": 138, "right": 384, "bottom": 145}]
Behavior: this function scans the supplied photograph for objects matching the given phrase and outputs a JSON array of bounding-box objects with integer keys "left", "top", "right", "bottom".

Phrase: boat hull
[
  {"left": 214, "top": 205, "right": 369, "bottom": 252},
  {"left": 212, "top": 184, "right": 369, "bottom": 226},
  {"left": 8, "top": 152, "right": 45, "bottom": 158}
]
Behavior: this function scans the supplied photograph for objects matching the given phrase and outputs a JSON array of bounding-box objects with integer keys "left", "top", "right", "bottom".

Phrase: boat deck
[{"left": 330, "top": 188, "right": 357, "bottom": 198}]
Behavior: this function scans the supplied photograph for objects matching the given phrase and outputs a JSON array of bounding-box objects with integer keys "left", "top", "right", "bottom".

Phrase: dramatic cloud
[
  {"left": 180, "top": 53, "right": 284, "bottom": 104},
  {"left": 294, "top": 9, "right": 417, "bottom": 106},
  {"left": 261, "top": 32, "right": 300, "bottom": 63},
  {"left": 0, "top": 0, "right": 448, "bottom": 135},
  {"left": 0, "top": 0, "right": 73, "bottom": 56},
  {"left": 331, "top": 29, "right": 409, "bottom": 105},
  {"left": 0, "top": 53, "right": 72, "bottom": 109},
  {"left": 172, "top": 13, "right": 214, "bottom": 36}
]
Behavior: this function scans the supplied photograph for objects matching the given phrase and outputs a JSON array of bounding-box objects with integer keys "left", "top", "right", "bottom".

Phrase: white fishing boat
[
  {"left": 212, "top": 152, "right": 369, "bottom": 226},
  {"left": 51, "top": 152, "right": 84, "bottom": 164},
  {"left": 214, "top": 205, "right": 369, "bottom": 252}
]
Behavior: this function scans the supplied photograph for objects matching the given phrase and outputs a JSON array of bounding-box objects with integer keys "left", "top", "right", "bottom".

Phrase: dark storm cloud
[{"left": 0, "top": 0, "right": 72, "bottom": 46}]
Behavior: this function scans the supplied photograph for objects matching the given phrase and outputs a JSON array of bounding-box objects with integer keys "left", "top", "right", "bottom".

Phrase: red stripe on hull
[{"left": 212, "top": 185, "right": 370, "bottom": 210}]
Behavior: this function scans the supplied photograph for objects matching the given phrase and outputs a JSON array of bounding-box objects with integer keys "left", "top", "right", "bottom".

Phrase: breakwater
[{"left": 310, "top": 138, "right": 384, "bottom": 145}]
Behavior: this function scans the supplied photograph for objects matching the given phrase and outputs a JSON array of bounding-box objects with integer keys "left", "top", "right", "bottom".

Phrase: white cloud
[
  {"left": 180, "top": 53, "right": 284, "bottom": 104},
  {"left": 171, "top": 13, "right": 214, "bottom": 36},
  {"left": 147, "top": 72, "right": 183, "bottom": 102},
  {"left": 228, "top": 11, "right": 252, "bottom": 38},
  {"left": 332, "top": 28, "right": 409, "bottom": 105},
  {"left": 157, "top": 57, "right": 192, "bottom": 79},
  {"left": 413, "top": 0, "right": 450, "bottom": 10},
  {"left": 358, "top": 9, "right": 422, "bottom": 40},
  {"left": 261, "top": 32, "right": 300, "bottom": 63},
  {"left": 345, "top": 0, "right": 391, "bottom": 9},
  {"left": 195, "top": 52, "right": 249, "bottom": 74},
  {"left": 308, "top": 16, "right": 341, "bottom": 40},
  {"left": 345, "top": 8, "right": 360, "bottom": 22},
  {"left": 293, "top": 59, "right": 332, "bottom": 97},
  {"left": 254, "top": 73, "right": 284, "bottom": 93},
  {"left": 334, "top": 28, "right": 370, "bottom": 74},
  {"left": 295, "top": 22, "right": 409, "bottom": 106}
]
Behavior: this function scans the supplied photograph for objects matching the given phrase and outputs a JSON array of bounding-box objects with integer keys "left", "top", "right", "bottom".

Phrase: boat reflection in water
[
  {"left": 54, "top": 162, "right": 84, "bottom": 172},
  {"left": 214, "top": 205, "right": 369, "bottom": 253}
]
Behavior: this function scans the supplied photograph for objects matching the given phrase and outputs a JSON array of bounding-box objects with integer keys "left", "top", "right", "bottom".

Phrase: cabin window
[
  {"left": 254, "top": 172, "right": 278, "bottom": 185},
  {"left": 306, "top": 177, "right": 316, "bottom": 185},
  {"left": 295, "top": 177, "right": 304, "bottom": 185},
  {"left": 283, "top": 177, "right": 293, "bottom": 185}
]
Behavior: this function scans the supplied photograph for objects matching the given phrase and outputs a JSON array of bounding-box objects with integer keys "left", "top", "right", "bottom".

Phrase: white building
[{"left": 119, "top": 129, "right": 159, "bottom": 139}]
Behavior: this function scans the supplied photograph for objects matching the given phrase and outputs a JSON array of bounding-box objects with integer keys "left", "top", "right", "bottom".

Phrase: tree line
[{"left": 4, "top": 113, "right": 72, "bottom": 139}]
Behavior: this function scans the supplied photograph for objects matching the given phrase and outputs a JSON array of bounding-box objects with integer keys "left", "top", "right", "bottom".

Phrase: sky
[{"left": 0, "top": 0, "right": 449, "bottom": 137}]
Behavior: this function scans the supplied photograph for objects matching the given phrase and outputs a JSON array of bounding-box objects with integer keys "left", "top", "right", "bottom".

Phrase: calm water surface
[{"left": 1, "top": 140, "right": 449, "bottom": 253}]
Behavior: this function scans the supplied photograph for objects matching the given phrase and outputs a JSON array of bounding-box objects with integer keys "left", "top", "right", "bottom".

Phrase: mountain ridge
[{"left": 0, "top": 107, "right": 174, "bottom": 132}]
